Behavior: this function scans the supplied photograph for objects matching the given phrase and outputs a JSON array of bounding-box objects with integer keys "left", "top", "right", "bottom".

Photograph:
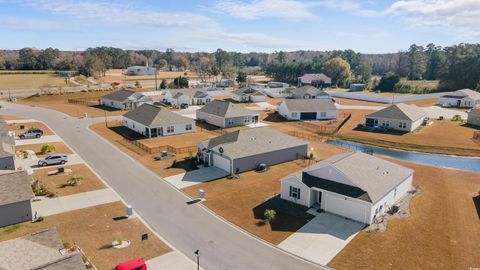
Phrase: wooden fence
[
  {"left": 287, "top": 131, "right": 326, "bottom": 142},
  {"left": 67, "top": 98, "right": 99, "bottom": 106},
  {"left": 121, "top": 139, "right": 196, "bottom": 155},
  {"left": 290, "top": 113, "right": 351, "bottom": 135}
]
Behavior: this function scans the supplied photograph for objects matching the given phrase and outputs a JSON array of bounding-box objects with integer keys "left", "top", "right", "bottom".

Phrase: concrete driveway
[
  {"left": 164, "top": 166, "right": 229, "bottom": 189},
  {"left": 16, "top": 154, "right": 84, "bottom": 174},
  {"left": 422, "top": 106, "right": 468, "bottom": 119},
  {"left": 15, "top": 135, "right": 62, "bottom": 146},
  {"left": 279, "top": 212, "right": 365, "bottom": 265}
]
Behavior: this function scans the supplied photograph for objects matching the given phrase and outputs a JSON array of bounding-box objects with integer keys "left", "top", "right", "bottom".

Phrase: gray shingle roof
[
  {"left": 289, "top": 86, "right": 329, "bottom": 97},
  {"left": 366, "top": 103, "right": 426, "bottom": 121},
  {"left": 0, "top": 135, "right": 15, "bottom": 158},
  {"left": 167, "top": 89, "right": 209, "bottom": 98},
  {"left": 0, "top": 171, "right": 34, "bottom": 206},
  {"left": 442, "top": 89, "right": 480, "bottom": 100},
  {"left": 101, "top": 90, "right": 136, "bottom": 102},
  {"left": 197, "top": 100, "right": 258, "bottom": 118},
  {"left": 123, "top": 104, "right": 193, "bottom": 127},
  {"left": 298, "top": 73, "right": 332, "bottom": 84},
  {"left": 232, "top": 87, "right": 266, "bottom": 97},
  {"left": 280, "top": 99, "right": 336, "bottom": 111},
  {"left": 200, "top": 127, "right": 307, "bottom": 160}
]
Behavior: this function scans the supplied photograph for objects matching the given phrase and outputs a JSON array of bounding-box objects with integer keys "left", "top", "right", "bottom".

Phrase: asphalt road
[{"left": 1, "top": 102, "right": 327, "bottom": 270}]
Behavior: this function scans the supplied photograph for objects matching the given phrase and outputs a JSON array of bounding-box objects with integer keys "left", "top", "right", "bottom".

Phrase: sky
[{"left": 0, "top": 0, "right": 479, "bottom": 53}]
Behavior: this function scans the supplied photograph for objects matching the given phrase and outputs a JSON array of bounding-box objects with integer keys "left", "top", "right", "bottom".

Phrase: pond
[{"left": 326, "top": 140, "right": 480, "bottom": 173}]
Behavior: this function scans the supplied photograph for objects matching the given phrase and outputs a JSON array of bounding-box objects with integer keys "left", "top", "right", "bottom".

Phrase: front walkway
[
  {"left": 278, "top": 212, "right": 364, "bottom": 265},
  {"left": 146, "top": 251, "right": 202, "bottom": 270},
  {"left": 32, "top": 188, "right": 120, "bottom": 216},
  {"left": 164, "top": 166, "right": 229, "bottom": 189}
]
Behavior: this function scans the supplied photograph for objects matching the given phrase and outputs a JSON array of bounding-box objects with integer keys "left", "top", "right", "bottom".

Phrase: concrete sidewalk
[
  {"left": 15, "top": 135, "right": 62, "bottom": 146},
  {"left": 32, "top": 188, "right": 120, "bottom": 216},
  {"left": 5, "top": 119, "right": 37, "bottom": 124},
  {"left": 146, "top": 251, "right": 201, "bottom": 270}
]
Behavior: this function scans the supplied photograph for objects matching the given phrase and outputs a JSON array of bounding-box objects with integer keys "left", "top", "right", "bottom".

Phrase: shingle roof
[
  {"left": 289, "top": 86, "right": 329, "bottom": 97},
  {"left": 197, "top": 100, "right": 258, "bottom": 118},
  {"left": 123, "top": 104, "right": 193, "bottom": 127},
  {"left": 200, "top": 127, "right": 307, "bottom": 160},
  {"left": 101, "top": 90, "right": 136, "bottom": 102},
  {"left": 442, "top": 89, "right": 480, "bottom": 100},
  {"left": 280, "top": 99, "right": 336, "bottom": 112},
  {"left": 289, "top": 151, "right": 413, "bottom": 203},
  {"left": 298, "top": 73, "right": 332, "bottom": 84},
  {"left": 469, "top": 108, "right": 480, "bottom": 116},
  {"left": 0, "top": 171, "right": 34, "bottom": 206},
  {"left": 0, "top": 228, "right": 86, "bottom": 270},
  {"left": 366, "top": 103, "right": 426, "bottom": 121},
  {"left": 167, "top": 89, "right": 209, "bottom": 99},
  {"left": 232, "top": 87, "right": 266, "bottom": 97},
  {"left": 0, "top": 135, "right": 15, "bottom": 158}
]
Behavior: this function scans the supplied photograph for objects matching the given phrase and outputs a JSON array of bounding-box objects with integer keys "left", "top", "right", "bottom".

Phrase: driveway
[
  {"left": 15, "top": 135, "right": 62, "bottom": 146},
  {"left": 164, "top": 166, "right": 229, "bottom": 189},
  {"left": 16, "top": 154, "right": 84, "bottom": 174},
  {"left": 279, "top": 212, "right": 364, "bottom": 265}
]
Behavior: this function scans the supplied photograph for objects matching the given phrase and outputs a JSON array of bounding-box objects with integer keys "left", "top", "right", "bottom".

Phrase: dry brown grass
[
  {"left": 31, "top": 164, "right": 106, "bottom": 197},
  {"left": 9, "top": 121, "right": 54, "bottom": 135},
  {"left": 0, "top": 202, "right": 171, "bottom": 270},
  {"left": 101, "top": 69, "right": 201, "bottom": 84},
  {"left": 0, "top": 115, "right": 27, "bottom": 120},
  {"left": 0, "top": 74, "right": 72, "bottom": 89},
  {"left": 333, "top": 97, "right": 386, "bottom": 106},
  {"left": 15, "top": 142, "right": 73, "bottom": 157},
  {"left": 403, "top": 98, "right": 438, "bottom": 107}
]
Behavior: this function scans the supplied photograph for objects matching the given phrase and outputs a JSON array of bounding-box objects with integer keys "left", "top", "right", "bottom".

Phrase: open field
[
  {"left": 336, "top": 109, "right": 480, "bottom": 156},
  {"left": 403, "top": 98, "right": 438, "bottom": 107},
  {"left": 17, "top": 91, "right": 126, "bottom": 117},
  {"left": 0, "top": 74, "right": 73, "bottom": 89},
  {"left": 8, "top": 121, "right": 54, "bottom": 135},
  {"left": 32, "top": 164, "right": 106, "bottom": 197},
  {"left": 100, "top": 69, "right": 202, "bottom": 84},
  {"left": 0, "top": 202, "right": 171, "bottom": 269},
  {"left": 333, "top": 97, "right": 386, "bottom": 107}
]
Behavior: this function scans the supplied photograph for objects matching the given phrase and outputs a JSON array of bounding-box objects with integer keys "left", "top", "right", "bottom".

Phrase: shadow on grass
[
  {"left": 90, "top": 105, "right": 122, "bottom": 112},
  {"left": 113, "top": 216, "right": 128, "bottom": 221},
  {"left": 352, "top": 125, "right": 409, "bottom": 136},
  {"left": 108, "top": 125, "right": 145, "bottom": 140},
  {"left": 98, "top": 243, "right": 113, "bottom": 250},
  {"left": 252, "top": 195, "right": 313, "bottom": 233},
  {"left": 186, "top": 199, "right": 202, "bottom": 205},
  {"left": 167, "top": 158, "right": 198, "bottom": 172},
  {"left": 473, "top": 195, "right": 480, "bottom": 220}
]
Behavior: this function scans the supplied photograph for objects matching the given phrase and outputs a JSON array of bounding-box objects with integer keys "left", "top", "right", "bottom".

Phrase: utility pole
[
  {"left": 104, "top": 111, "right": 107, "bottom": 128},
  {"left": 194, "top": 249, "right": 200, "bottom": 270},
  {"left": 154, "top": 67, "right": 158, "bottom": 90}
]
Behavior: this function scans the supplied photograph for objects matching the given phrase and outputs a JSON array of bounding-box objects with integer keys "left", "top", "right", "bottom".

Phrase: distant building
[
  {"left": 438, "top": 89, "right": 480, "bottom": 108},
  {"left": 350, "top": 83, "right": 366, "bottom": 92},
  {"left": 277, "top": 99, "right": 337, "bottom": 121},
  {"left": 298, "top": 73, "right": 332, "bottom": 89},
  {"left": 0, "top": 171, "right": 34, "bottom": 227},
  {"left": 231, "top": 87, "right": 267, "bottom": 103},
  {"left": 288, "top": 86, "right": 330, "bottom": 99},
  {"left": 126, "top": 66, "right": 157, "bottom": 76},
  {"left": 216, "top": 79, "right": 236, "bottom": 88},
  {"left": 196, "top": 100, "right": 259, "bottom": 128},
  {"left": 467, "top": 108, "right": 480, "bottom": 127},
  {"left": 364, "top": 103, "right": 427, "bottom": 132},
  {"left": 100, "top": 90, "right": 152, "bottom": 110},
  {"left": 163, "top": 89, "right": 212, "bottom": 107}
]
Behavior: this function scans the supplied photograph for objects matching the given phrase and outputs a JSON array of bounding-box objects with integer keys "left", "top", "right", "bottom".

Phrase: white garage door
[
  {"left": 213, "top": 154, "right": 231, "bottom": 173},
  {"left": 324, "top": 193, "right": 368, "bottom": 224}
]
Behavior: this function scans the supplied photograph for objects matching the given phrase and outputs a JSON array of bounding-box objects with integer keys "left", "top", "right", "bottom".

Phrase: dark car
[{"left": 180, "top": 103, "right": 189, "bottom": 109}]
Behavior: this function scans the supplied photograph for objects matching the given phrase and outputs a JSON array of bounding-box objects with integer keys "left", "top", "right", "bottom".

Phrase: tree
[
  {"left": 173, "top": 76, "right": 189, "bottom": 88},
  {"left": 236, "top": 71, "right": 247, "bottom": 84},
  {"left": 277, "top": 51, "right": 286, "bottom": 63},
  {"left": 323, "top": 57, "right": 351, "bottom": 87},
  {"left": 263, "top": 209, "right": 276, "bottom": 224},
  {"left": 439, "top": 44, "right": 480, "bottom": 90},
  {"left": 160, "top": 79, "right": 168, "bottom": 89},
  {"left": 37, "top": 48, "right": 60, "bottom": 70},
  {"left": 158, "top": 59, "right": 168, "bottom": 68},
  {"left": 41, "top": 144, "right": 56, "bottom": 154},
  {"left": 214, "top": 48, "right": 230, "bottom": 74},
  {"left": 356, "top": 62, "right": 372, "bottom": 84},
  {"left": 424, "top": 43, "right": 445, "bottom": 80},
  {"left": 18, "top": 48, "right": 38, "bottom": 70},
  {"left": 376, "top": 72, "right": 400, "bottom": 92},
  {"left": 407, "top": 44, "right": 426, "bottom": 80}
]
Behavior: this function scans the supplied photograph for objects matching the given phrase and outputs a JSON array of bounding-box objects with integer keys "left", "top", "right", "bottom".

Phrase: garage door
[
  {"left": 213, "top": 154, "right": 231, "bottom": 173},
  {"left": 324, "top": 193, "right": 368, "bottom": 224},
  {"left": 300, "top": 112, "right": 317, "bottom": 120}
]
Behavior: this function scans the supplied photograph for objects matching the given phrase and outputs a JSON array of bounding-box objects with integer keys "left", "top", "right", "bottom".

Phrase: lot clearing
[
  {"left": 0, "top": 73, "right": 72, "bottom": 90},
  {"left": 0, "top": 202, "right": 171, "bottom": 270},
  {"left": 15, "top": 142, "right": 73, "bottom": 157},
  {"left": 8, "top": 121, "right": 54, "bottom": 135},
  {"left": 336, "top": 109, "right": 480, "bottom": 156},
  {"left": 31, "top": 164, "right": 106, "bottom": 197}
]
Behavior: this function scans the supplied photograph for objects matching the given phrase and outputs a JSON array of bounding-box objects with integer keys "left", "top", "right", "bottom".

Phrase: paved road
[{"left": 0, "top": 102, "right": 326, "bottom": 270}]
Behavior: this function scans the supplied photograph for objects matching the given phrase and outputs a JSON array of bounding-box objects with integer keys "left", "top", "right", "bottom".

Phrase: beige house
[{"left": 467, "top": 108, "right": 480, "bottom": 127}]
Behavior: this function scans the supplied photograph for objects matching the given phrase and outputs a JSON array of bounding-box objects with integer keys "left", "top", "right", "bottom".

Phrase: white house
[
  {"left": 280, "top": 151, "right": 414, "bottom": 224},
  {"left": 231, "top": 87, "right": 267, "bottom": 103},
  {"left": 216, "top": 79, "right": 236, "bottom": 88},
  {"left": 163, "top": 89, "right": 212, "bottom": 107},
  {"left": 438, "top": 89, "right": 480, "bottom": 108},
  {"left": 196, "top": 100, "right": 259, "bottom": 128},
  {"left": 126, "top": 66, "right": 156, "bottom": 75},
  {"left": 277, "top": 99, "right": 337, "bottom": 121},
  {"left": 298, "top": 73, "right": 332, "bottom": 88},
  {"left": 123, "top": 104, "right": 195, "bottom": 138},
  {"left": 364, "top": 103, "right": 427, "bottom": 132},
  {"left": 100, "top": 90, "right": 152, "bottom": 110},
  {"left": 288, "top": 86, "right": 330, "bottom": 99},
  {"left": 467, "top": 108, "right": 480, "bottom": 127}
]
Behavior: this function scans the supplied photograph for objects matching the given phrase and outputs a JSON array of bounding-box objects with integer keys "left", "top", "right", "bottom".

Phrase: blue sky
[{"left": 0, "top": 0, "right": 478, "bottom": 53}]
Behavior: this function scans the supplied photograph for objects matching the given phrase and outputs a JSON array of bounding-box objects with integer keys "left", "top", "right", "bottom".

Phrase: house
[
  {"left": 298, "top": 73, "right": 332, "bottom": 88},
  {"left": 0, "top": 135, "right": 16, "bottom": 170},
  {"left": 438, "top": 89, "right": 480, "bottom": 108},
  {"left": 268, "top": 81, "right": 290, "bottom": 88},
  {"left": 280, "top": 151, "right": 414, "bottom": 224},
  {"left": 350, "top": 83, "right": 366, "bottom": 91},
  {"left": 126, "top": 66, "right": 156, "bottom": 75},
  {"left": 0, "top": 228, "right": 86, "bottom": 270},
  {"left": 163, "top": 89, "right": 212, "bottom": 107},
  {"left": 0, "top": 118, "right": 14, "bottom": 138},
  {"left": 197, "top": 127, "right": 308, "bottom": 174},
  {"left": 288, "top": 86, "right": 330, "bottom": 99},
  {"left": 196, "top": 100, "right": 260, "bottom": 128},
  {"left": 364, "top": 103, "right": 426, "bottom": 132},
  {"left": 216, "top": 79, "right": 236, "bottom": 88},
  {"left": 231, "top": 87, "right": 267, "bottom": 103},
  {"left": 0, "top": 171, "right": 34, "bottom": 227},
  {"left": 277, "top": 99, "right": 337, "bottom": 121},
  {"left": 100, "top": 90, "right": 152, "bottom": 110},
  {"left": 467, "top": 108, "right": 480, "bottom": 127},
  {"left": 123, "top": 104, "right": 195, "bottom": 138}
]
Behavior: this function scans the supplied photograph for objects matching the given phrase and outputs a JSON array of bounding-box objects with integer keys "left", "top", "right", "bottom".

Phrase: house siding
[
  {"left": 439, "top": 97, "right": 479, "bottom": 108},
  {"left": 278, "top": 102, "right": 337, "bottom": 120},
  {"left": 467, "top": 112, "right": 480, "bottom": 127},
  {"left": 364, "top": 116, "right": 424, "bottom": 132},
  {"left": 0, "top": 156, "right": 15, "bottom": 170},
  {"left": 0, "top": 200, "right": 32, "bottom": 227},
  {"left": 224, "top": 115, "right": 259, "bottom": 128},
  {"left": 196, "top": 111, "right": 226, "bottom": 128},
  {"left": 122, "top": 118, "right": 195, "bottom": 137}
]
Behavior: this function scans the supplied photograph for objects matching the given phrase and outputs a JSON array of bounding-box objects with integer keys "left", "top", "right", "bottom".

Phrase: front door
[
  {"left": 151, "top": 128, "right": 158, "bottom": 137},
  {"left": 318, "top": 191, "right": 322, "bottom": 205},
  {"left": 457, "top": 99, "right": 461, "bottom": 107}
]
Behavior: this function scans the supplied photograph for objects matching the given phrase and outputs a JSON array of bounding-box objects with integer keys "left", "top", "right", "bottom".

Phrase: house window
[
  {"left": 289, "top": 186, "right": 300, "bottom": 199},
  {"left": 227, "top": 119, "right": 235, "bottom": 125},
  {"left": 398, "top": 122, "right": 406, "bottom": 128},
  {"left": 320, "top": 112, "right": 327, "bottom": 118},
  {"left": 185, "top": 123, "right": 192, "bottom": 131},
  {"left": 244, "top": 117, "right": 250, "bottom": 123},
  {"left": 291, "top": 112, "right": 298, "bottom": 118},
  {"left": 167, "top": 126, "right": 174, "bottom": 133}
]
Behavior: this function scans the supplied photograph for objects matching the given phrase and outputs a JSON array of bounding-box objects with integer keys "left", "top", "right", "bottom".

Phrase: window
[
  {"left": 244, "top": 117, "right": 250, "bottom": 123},
  {"left": 167, "top": 126, "right": 174, "bottom": 133},
  {"left": 320, "top": 112, "right": 327, "bottom": 118},
  {"left": 289, "top": 186, "right": 300, "bottom": 199},
  {"left": 291, "top": 112, "right": 298, "bottom": 118},
  {"left": 185, "top": 123, "right": 192, "bottom": 131},
  {"left": 398, "top": 122, "right": 406, "bottom": 128},
  {"left": 227, "top": 119, "right": 235, "bottom": 125}
]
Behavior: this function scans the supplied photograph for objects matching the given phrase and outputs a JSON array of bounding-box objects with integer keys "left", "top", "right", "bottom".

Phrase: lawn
[
  {"left": 0, "top": 74, "right": 72, "bottom": 89},
  {"left": 0, "top": 202, "right": 171, "bottom": 270},
  {"left": 16, "top": 142, "right": 73, "bottom": 157},
  {"left": 8, "top": 121, "right": 55, "bottom": 135},
  {"left": 31, "top": 164, "right": 106, "bottom": 197},
  {"left": 100, "top": 69, "right": 201, "bottom": 84}
]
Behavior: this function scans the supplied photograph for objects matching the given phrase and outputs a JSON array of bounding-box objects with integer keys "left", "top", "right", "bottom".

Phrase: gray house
[
  {"left": 277, "top": 99, "right": 337, "bottom": 121},
  {"left": 0, "top": 171, "right": 34, "bottom": 227},
  {"left": 298, "top": 73, "right": 332, "bottom": 88},
  {"left": 197, "top": 127, "right": 308, "bottom": 174},
  {"left": 231, "top": 87, "right": 267, "bottom": 103},
  {"left": 0, "top": 136, "right": 16, "bottom": 170},
  {"left": 289, "top": 86, "right": 329, "bottom": 99},
  {"left": 467, "top": 108, "right": 480, "bottom": 127},
  {"left": 364, "top": 103, "right": 427, "bottom": 132},
  {"left": 100, "top": 90, "right": 152, "bottom": 110},
  {"left": 0, "top": 228, "right": 86, "bottom": 270},
  {"left": 196, "top": 100, "right": 260, "bottom": 128}
]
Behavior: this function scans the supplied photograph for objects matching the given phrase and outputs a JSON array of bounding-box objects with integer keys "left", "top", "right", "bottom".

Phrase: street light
[{"left": 194, "top": 249, "right": 200, "bottom": 270}]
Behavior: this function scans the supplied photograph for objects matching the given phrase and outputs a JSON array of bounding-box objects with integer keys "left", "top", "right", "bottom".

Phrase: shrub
[
  {"left": 171, "top": 159, "right": 177, "bottom": 168},
  {"left": 40, "top": 144, "right": 56, "bottom": 154},
  {"left": 67, "top": 175, "right": 83, "bottom": 186},
  {"left": 264, "top": 209, "right": 277, "bottom": 224}
]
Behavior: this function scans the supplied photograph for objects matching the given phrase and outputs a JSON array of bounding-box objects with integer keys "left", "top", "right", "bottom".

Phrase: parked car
[
  {"left": 19, "top": 128, "right": 43, "bottom": 139},
  {"left": 180, "top": 103, "right": 189, "bottom": 109},
  {"left": 116, "top": 258, "right": 147, "bottom": 270},
  {"left": 37, "top": 154, "right": 68, "bottom": 167}
]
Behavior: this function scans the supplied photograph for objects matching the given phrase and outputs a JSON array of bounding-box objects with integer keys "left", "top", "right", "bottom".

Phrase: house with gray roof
[
  {"left": 100, "top": 90, "right": 152, "bottom": 110},
  {"left": 364, "top": 103, "right": 427, "bottom": 132},
  {"left": 467, "top": 108, "right": 480, "bottom": 127},
  {"left": 0, "top": 171, "right": 34, "bottom": 227},
  {"left": 0, "top": 228, "right": 86, "bottom": 270},
  {"left": 288, "top": 86, "right": 330, "bottom": 99},
  {"left": 163, "top": 88, "right": 212, "bottom": 107},
  {"left": 197, "top": 127, "right": 307, "bottom": 174},
  {"left": 126, "top": 65, "right": 156, "bottom": 75},
  {"left": 277, "top": 99, "right": 337, "bottom": 120},
  {"left": 196, "top": 100, "right": 260, "bottom": 128},
  {"left": 298, "top": 73, "right": 332, "bottom": 88},
  {"left": 438, "top": 89, "right": 480, "bottom": 108},
  {"left": 231, "top": 87, "right": 266, "bottom": 103},
  {"left": 280, "top": 151, "right": 414, "bottom": 224},
  {"left": 123, "top": 104, "right": 195, "bottom": 137}
]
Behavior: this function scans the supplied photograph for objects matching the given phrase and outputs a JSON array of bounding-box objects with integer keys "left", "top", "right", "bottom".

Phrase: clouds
[{"left": 214, "top": 0, "right": 317, "bottom": 20}]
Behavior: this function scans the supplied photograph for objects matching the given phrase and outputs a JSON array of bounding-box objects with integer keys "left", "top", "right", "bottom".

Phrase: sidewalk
[{"left": 146, "top": 251, "right": 201, "bottom": 270}]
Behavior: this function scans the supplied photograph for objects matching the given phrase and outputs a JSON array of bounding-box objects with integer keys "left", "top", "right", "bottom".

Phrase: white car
[{"left": 37, "top": 154, "right": 68, "bottom": 166}]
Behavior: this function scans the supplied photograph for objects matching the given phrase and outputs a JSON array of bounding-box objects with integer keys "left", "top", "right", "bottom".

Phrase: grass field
[{"left": 0, "top": 73, "right": 72, "bottom": 89}]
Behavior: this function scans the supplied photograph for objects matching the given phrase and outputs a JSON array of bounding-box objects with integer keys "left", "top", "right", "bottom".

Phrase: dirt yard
[
  {"left": 101, "top": 69, "right": 201, "bottom": 84},
  {"left": 336, "top": 109, "right": 480, "bottom": 156},
  {"left": 0, "top": 202, "right": 171, "bottom": 270},
  {"left": 333, "top": 97, "right": 386, "bottom": 106},
  {"left": 16, "top": 142, "right": 73, "bottom": 157},
  {"left": 9, "top": 121, "right": 54, "bottom": 135},
  {"left": 141, "top": 129, "right": 215, "bottom": 149},
  {"left": 31, "top": 164, "right": 106, "bottom": 197}
]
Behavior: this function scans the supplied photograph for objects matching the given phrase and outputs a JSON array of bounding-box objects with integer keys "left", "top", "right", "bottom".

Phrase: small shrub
[
  {"left": 264, "top": 209, "right": 277, "bottom": 224},
  {"left": 67, "top": 175, "right": 83, "bottom": 186},
  {"left": 171, "top": 159, "right": 177, "bottom": 168},
  {"left": 34, "top": 216, "right": 44, "bottom": 223},
  {"left": 40, "top": 144, "right": 56, "bottom": 154}
]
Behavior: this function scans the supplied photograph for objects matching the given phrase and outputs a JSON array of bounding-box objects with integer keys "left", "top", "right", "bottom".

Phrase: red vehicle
[{"left": 116, "top": 258, "right": 147, "bottom": 270}]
